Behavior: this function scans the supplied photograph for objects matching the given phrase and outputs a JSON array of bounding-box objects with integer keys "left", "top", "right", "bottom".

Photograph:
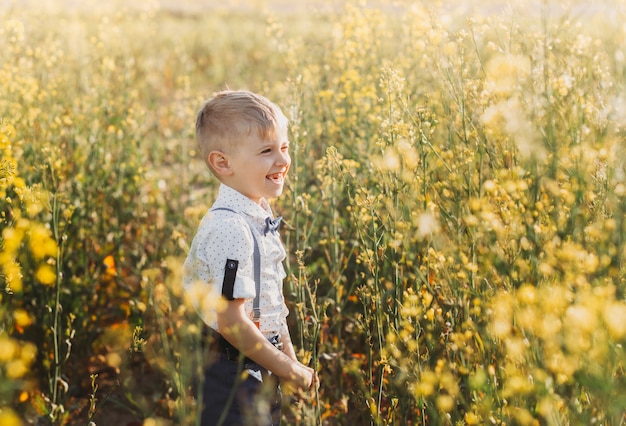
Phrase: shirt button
[{"left": 227, "top": 261, "right": 237, "bottom": 269}]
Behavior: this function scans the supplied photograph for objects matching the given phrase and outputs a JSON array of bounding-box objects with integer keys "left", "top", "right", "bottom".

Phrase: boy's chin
[{"left": 267, "top": 189, "right": 284, "bottom": 200}]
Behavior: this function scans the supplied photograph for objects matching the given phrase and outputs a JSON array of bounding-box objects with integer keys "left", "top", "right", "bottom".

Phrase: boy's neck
[{"left": 220, "top": 183, "right": 271, "bottom": 208}]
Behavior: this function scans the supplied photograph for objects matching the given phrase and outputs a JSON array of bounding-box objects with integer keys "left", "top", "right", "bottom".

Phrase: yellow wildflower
[
  {"left": 604, "top": 301, "right": 626, "bottom": 339},
  {"left": 0, "top": 334, "right": 17, "bottom": 361},
  {"left": 485, "top": 54, "right": 531, "bottom": 95},
  {"left": 28, "top": 224, "right": 57, "bottom": 259},
  {"left": 436, "top": 394, "right": 455, "bottom": 412},
  {"left": 5, "top": 358, "right": 28, "bottom": 379},
  {"left": 0, "top": 408, "right": 22, "bottom": 426},
  {"left": 35, "top": 264, "right": 57, "bottom": 285},
  {"left": 13, "top": 309, "right": 32, "bottom": 328}
]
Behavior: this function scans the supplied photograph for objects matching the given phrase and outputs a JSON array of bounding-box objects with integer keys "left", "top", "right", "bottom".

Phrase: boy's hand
[{"left": 281, "top": 362, "right": 316, "bottom": 396}]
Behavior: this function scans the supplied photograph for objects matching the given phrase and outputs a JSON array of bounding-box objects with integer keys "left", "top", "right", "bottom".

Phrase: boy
[{"left": 183, "top": 90, "right": 315, "bottom": 426}]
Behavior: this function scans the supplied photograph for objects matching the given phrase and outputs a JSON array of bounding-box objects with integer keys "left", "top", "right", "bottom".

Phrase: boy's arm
[
  {"left": 279, "top": 319, "right": 298, "bottom": 362},
  {"left": 217, "top": 298, "right": 313, "bottom": 389}
]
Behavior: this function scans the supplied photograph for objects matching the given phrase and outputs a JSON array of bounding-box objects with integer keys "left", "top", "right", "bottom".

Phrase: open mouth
[{"left": 266, "top": 172, "right": 285, "bottom": 184}]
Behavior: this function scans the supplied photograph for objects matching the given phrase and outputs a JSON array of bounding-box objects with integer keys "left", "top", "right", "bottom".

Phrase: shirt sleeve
[{"left": 184, "top": 212, "right": 257, "bottom": 301}]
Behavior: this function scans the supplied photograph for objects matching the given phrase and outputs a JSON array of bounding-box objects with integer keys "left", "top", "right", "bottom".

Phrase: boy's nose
[{"left": 276, "top": 150, "right": 291, "bottom": 166}]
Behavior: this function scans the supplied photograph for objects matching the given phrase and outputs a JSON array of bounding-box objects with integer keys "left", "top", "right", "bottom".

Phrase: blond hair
[{"left": 195, "top": 90, "right": 287, "bottom": 169}]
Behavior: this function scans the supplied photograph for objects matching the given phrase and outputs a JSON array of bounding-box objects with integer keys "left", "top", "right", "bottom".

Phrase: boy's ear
[{"left": 208, "top": 151, "right": 233, "bottom": 176}]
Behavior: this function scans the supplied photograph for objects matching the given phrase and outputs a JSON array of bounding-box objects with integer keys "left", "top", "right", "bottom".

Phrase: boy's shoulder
[
  {"left": 201, "top": 206, "right": 251, "bottom": 229},
  {"left": 194, "top": 210, "right": 254, "bottom": 255}
]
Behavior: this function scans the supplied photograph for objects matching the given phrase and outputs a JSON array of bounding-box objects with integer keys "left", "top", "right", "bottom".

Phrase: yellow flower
[
  {"left": 565, "top": 305, "right": 597, "bottom": 334},
  {"left": 0, "top": 408, "right": 22, "bottom": 426},
  {"left": 425, "top": 308, "right": 435, "bottom": 321},
  {"left": 5, "top": 358, "right": 28, "bottom": 379},
  {"left": 537, "top": 396, "right": 562, "bottom": 423},
  {"left": 0, "top": 123, "right": 16, "bottom": 149},
  {"left": 0, "top": 334, "right": 17, "bottom": 362},
  {"left": 538, "top": 314, "right": 562, "bottom": 339},
  {"left": 517, "top": 284, "right": 537, "bottom": 305},
  {"left": 503, "top": 373, "right": 534, "bottom": 398},
  {"left": 547, "top": 352, "right": 578, "bottom": 384},
  {"left": 14, "top": 184, "right": 49, "bottom": 217},
  {"left": 490, "top": 293, "right": 513, "bottom": 338},
  {"left": 13, "top": 309, "right": 32, "bottom": 328},
  {"left": 512, "top": 407, "right": 538, "bottom": 425},
  {"left": 485, "top": 54, "right": 531, "bottom": 95},
  {"left": 604, "top": 302, "right": 626, "bottom": 339},
  {"left": 35, "top": 264, "right": 57, "bottom": 285},
  {"left": 28, "top": 224, "right": 57, "bottom": 259},
  {"left": 413, "top": 371, "right": 437, "bottom": 397},
  {"left": 105, "top": 351, "right": 123, "bottom": 369},
  {"left": 436, "top": 394, "right": 455, "bottom": 412},
  {"left": 483, "top": 179, "right": 497, "bottom": 193},
  {"left": 464, "top": 412, "right": 481, "bottom": 425},
  {"left": 2, "top": 260, "right": 23, "bottom": 292},
  {"left": 416, "top": 211, "right": 439, "bottom": 239},
  {"left": 396, "top": 140, "right": 418, "bottom": 169},
  {"left": 1, "top": 227, "right": 23, "bottom": 254},
  {"left": 382, "top": 149, "right": 400, "bottom": 171},
  {"left": 505, "top": 337, "right": 529, "bottom": 362},
  {"left": 439, "top": 372, "right": 460, "bottom": 396},
  {"left": 0, "top": 158, "right": 17, "bottom": 188},
  {"left": 20, "top": 342, "right": 37, "bottom": 364}
]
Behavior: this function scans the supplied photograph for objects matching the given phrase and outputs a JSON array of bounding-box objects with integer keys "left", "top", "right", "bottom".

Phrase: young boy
[{"left": 183, "top": 90, "right": 315, "bottom": 426}]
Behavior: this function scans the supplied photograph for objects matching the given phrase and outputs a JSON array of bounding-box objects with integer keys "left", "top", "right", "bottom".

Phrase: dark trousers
[{"left": 200, "top": 353, "right": 282, "bottom": 426}]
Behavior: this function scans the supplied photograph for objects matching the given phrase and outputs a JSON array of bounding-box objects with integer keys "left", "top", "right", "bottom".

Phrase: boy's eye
[{"left": 261, "top": 148, "right": 271, "bottom": 154}]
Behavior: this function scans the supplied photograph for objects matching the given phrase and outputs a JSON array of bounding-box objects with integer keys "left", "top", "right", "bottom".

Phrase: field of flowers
[{"left": 1, "top": 0, "right": 626, "bottom": 424}]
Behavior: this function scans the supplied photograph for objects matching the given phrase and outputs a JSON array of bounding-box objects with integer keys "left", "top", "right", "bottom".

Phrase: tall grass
[{"left": 1, "top": 0, "right": 625, "bottom": 424}]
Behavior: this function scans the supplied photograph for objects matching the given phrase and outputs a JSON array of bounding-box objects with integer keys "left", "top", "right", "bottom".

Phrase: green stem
[{"left": 51, "top": 192, "right": 63, "bottom": 416}]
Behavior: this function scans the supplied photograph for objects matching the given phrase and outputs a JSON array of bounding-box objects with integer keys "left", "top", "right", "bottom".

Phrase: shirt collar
[{"left": 212, "top": 184, "right": 274, "bottom": 224}]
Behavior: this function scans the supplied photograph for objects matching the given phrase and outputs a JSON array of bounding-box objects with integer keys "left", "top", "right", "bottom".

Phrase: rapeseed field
[{"left": 1, "top": 0, "right": 625, "bottom": 424}]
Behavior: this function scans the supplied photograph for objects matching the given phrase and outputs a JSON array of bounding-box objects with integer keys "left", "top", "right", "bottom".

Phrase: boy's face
[{"left": 223, "top": 126, "right": 291, "bottom": 204}]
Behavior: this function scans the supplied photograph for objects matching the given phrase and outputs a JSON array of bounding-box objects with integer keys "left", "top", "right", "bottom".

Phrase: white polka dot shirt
[{"left": 183, "top": 184, "right": 288, "bottom": 337}]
